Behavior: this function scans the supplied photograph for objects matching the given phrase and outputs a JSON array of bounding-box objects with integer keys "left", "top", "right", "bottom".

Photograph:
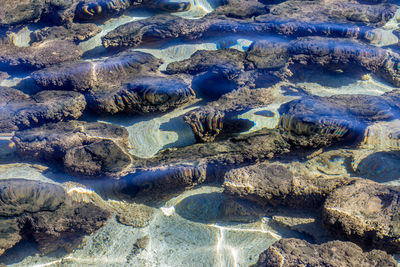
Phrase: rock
[
  {"left": 32, "top": 50, "right": 162, "bottom": 92},
  {"left": 183, "top": 87, "right": 276, "bottom": 142},
  {"left": 87, "top": 75, "right": 196, "bottom": 115},
  {"left": 323, "top": 180, "right": 400, "bottom": 253},
  {"left": 256, "top": 238, "right": 397, "bottom": 267},
  {"left": 0, "top": 72, "right": 9, "bottom": 83},
  {"left": 102, "top": 15, "right": 385, "bottom": 49},
  {"left": 278, "top": 94, "right": 399, "bottom": 147},
  {"left": 206, "top": 0, "right": 269, "bottom": 19},
  {"left": 0, "top": 179, "right": 110, "bottom": 256},
  {"left": 224, "top": 162, "right": 355, "bottom": 208},
  {"left": 0, "top": 40, "right": 82, "bottom": 71},
  {"left": 30, "top": 23, "right": 101, "bottom": 43},
  {"left": 258, "top": 0, "right": 397, "bottom": 26},
  {"left": 0, "top": 88, "right": 86, "bottom": 133},
  {"left": 110, "top": 201, "right": 155, "bottom": 228},
  {"left": 75, "top": 0, "right": 191, "bottom": 22},
  {"left": 12, "top": 121, "right": 132, "bottom": 178}
]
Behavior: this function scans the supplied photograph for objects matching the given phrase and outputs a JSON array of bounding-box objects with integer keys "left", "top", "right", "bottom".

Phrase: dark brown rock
[
  {"left": 12, "top": 121, "right": 132, "bottom": 177},
  {"left": 0, "top": 179, "right": 110, "bottom": 256},
  {"left": 32, "top": 50, "right": 162, "bottom": 92},
  {"left": 256, "top": 238, "right": 397, "bottom": 267},
  {"left": 0, "top": 88, "right": 86, "bottom": 133},
  {"left": 0, "top": 40, "right": 82, "bottom": 71},
  {"left": 30, "top": 23, "right": 101, "bottom": 43},
  {"left": 87, "top": 75, "right": 196, "bottom": 115},
  {"left": 75, "top": 0, "right": 191, "bottom": 22},
  {"left": 323, "top": 180, "right": 400, "bottom": 253},
  {"left": 102, "top": 15, "right": 384, "bottom": 49},
  {"left": 223, "top": 162, "right": 355, "bottom": 208},
  {"left": 278, "top": 94, "right": 399, "bottom": 147},
  {"left": 183, "top": 87, "right": 276, "bottom": 142}
]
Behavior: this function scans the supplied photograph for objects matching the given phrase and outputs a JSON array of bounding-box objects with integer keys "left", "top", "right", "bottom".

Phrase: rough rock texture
[
  {"left": 182, "top": 87, "right": 276, "bottom": 142},
  {"left": 32, "top": 50, "right": 162, "bottom": 92},
  {"left": 223, "top": 162, "right": 356, "bottom": 208},
  {"left": 30, "top": 23, "right": 101, "bottom": 43},
  {"left": 0, "top": 179, "right": 110, "bottom": 256},
  {"left": 323, "top": 180, "right": 400, "bottom": 253},
  {"left": 256, "top": 238, "right": 397, "bottom": 267},
  {"left": 0, "top": 40, "right": 82, "bottom": 71},
  {"left": 74, "top": 0, "right": 191, "bottom": 22},
  {"left": 33, "top": 51, "right": 195, "bottom": 115},
  {"left": 102, "top": 15, "right": 385, "bottom": 49},
  {"left": 87, "top": 75, "right": 196, "bottom": 115},
  {"left": 0, "top": 87, "right": 86, "bottom": 133},
  {"left": 279, "top": 94, "right": 400, "bottom": 147},
  {"left": 12, "top": 121, "right": 132, "bottom": 177}
]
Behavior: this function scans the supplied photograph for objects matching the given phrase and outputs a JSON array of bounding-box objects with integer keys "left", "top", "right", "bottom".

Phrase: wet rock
[
  {"left": 32, "top": 50, "right": 162, "bottom": 92},
  {"left": 0, "top": 88, "right": 86, "bottom": 133},
  {"left": 256, "top": 238, "right": 397, "bottom": 267},
  {"left": 88, "top": 75, "right": 195, "bottom": 115},
  {"left": 75, "top": 0, "right": 191, "bottom": 22},
  {"left": 323, "top": 180, "right": 400, "bottom": 253},
  {"left": 30, "top": 23, "right": 101, "bottom": 43},
  {"left": 259, "top": 0, "right": 398, "bottom": 26},
  {"left": 12, "top": 121, "right": 132, "bottom": 178},
  {"left": 206, "top": 0, "right": 269, "bottom": 19},
  {"left": 0, "top": 72, "right": 9, "bottom": 83},
  {"left": 102, "top": 15, "right": 384, "bottom": 49},
  {"left": 117, "top": 164, "right": 207, "bottom": 197},
  {"left": 278, "top": 94, "right": 399, "bottom": 147},
  {"left": 224, "top": 162, "right": 355, "bottom": 208},
  {"left": 0, "top": 179, "right": 110, "bottom": 256},
  {"left": 183, "top": 87, "right": 276, "bottom": 142},
  {"left": 0, "top": 40, "right": 82, "bottom": 71},
  {"left": 110, "top": 201, "right": 155, "bottom": 228}
]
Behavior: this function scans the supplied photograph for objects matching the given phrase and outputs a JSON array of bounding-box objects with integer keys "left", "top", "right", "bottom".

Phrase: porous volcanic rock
[
  {"left": 278, "top": 94, "right": 400, "bottom": 147},
  {"left": 0, "top": 179, "right": 110, "bottom": 256},
  {"left": 0, "top": 87, "right": 86, "bottom": 133},
  {"left": 30, "top": 23, "right": 101, "bottom": 43},
  {"left": 256, "top": 238, "right": 397, "bottom": 267},
  {"left": 87, "top": 75, "right": 195, "bottom": 115},
  {"left": 102, "top": 15, "right": 385, "bottom": 49},
  {"left": 323, "top": 180, "right": 400, "bottom": 253},
  {"left": 183, "top": 87, "right": 276, "bottom": 142},
  {"left": 0, "top": 40, "right": 82, "bottom": 71},
  {"left": 223, "top": 162, "right": 356, "bottom": 208},
  {"left": 12, "top": 121, "right": 132, "bottom": 177}
]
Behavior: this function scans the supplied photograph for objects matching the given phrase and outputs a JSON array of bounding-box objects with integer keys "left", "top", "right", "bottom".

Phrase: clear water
[{"left": 1, "top": 0, "right": 400, "bottom": 266}]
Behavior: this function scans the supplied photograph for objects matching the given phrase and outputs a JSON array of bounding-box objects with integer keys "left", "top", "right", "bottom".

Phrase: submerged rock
[
  {"left": 323, "top": 180, "right": 400, "bottom": 253},
  {"left": 0, "top": 179, "right": 110, "bottom": 256},
  {"left": 0, "top": 40, "right": 82, "bottom": 71},
  {"left": 12, "top": 121, "right": 132, "bottom": 178},
  {"left": 223, "top": 162, "right": 355, "bottom": 209},
  {"left": 256, "top": 238, "right": 397, "bottom": 267},
  {"left": 0, "top": 88, "right": 86, "bottom": 133}
]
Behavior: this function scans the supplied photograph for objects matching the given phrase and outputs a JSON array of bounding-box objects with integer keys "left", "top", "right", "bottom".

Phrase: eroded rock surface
[
  {"left": 12, "top": 121, "right": 132, "bottom": 177},
  {"left": 30, "top": 23, "right": 101, "bottom": 43},
  {"left": 224, "top": 162, "right": 356, "bottom": 208},
  {"left": 0, "top": 40, "right": 82, "bottom": 71},
  {"left": 256, "top": 238, "right": 397, "bottom": 267},
  {"left": 323, "top": 180, "right": 400, "bottom": 253},
  {"left": 0, "top": 88, "right": 86, "bottom": 133},
  {"left": 0, "top": 179, "right": 110, "bottom": 256}
]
